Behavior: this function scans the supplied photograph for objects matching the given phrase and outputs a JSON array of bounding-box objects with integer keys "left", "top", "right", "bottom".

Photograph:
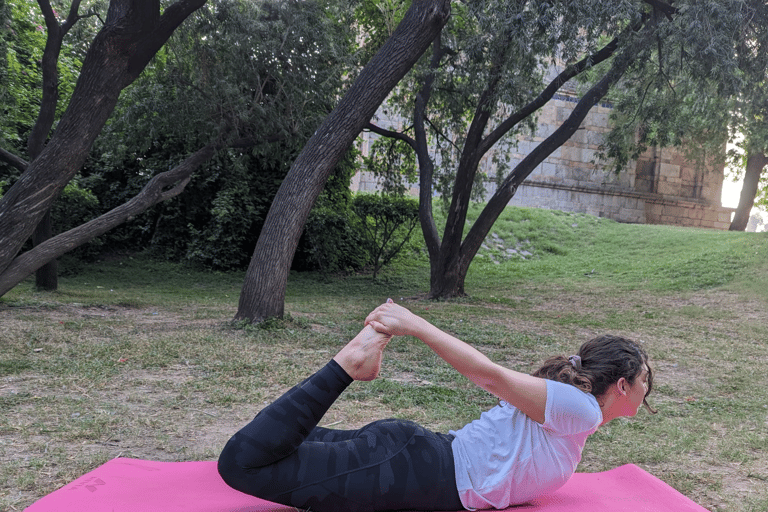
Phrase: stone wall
[{"left": 354, "top": 91, "right": 735, "bottom": 229}]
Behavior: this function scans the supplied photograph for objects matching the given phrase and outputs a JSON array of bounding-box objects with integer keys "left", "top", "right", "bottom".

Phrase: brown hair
[{"left": 532, "top": 334, "right": 656, "bottom": 413}]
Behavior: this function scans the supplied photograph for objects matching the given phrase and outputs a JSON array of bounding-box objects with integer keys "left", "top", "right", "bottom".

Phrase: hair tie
[{"left": 568, "top": 355, "right": 582, "bottom": 371}]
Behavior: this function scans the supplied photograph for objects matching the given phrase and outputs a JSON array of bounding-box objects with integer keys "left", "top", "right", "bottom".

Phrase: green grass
[
  {"left": 461, "top": 205, "right": 767, "bottom": 294},
  {"left": 1, "top": 205, "right": 767, "bottom": 511}
]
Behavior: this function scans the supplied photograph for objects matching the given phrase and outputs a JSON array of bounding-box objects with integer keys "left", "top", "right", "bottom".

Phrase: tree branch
[
  {"left": 127, "top": 0, "right": 208, "bottom": 77},
  {"left": 365, "top": 122, "right": 417, "bottom": 150},
  {"left": 479, "top": 33, "right": 623, "bottom": 155},
  {"left": 29, "top": 0, "right": 76, "bottom": 160},
  {"left": 63, "top": 0, "right": 84, "bottom": 31},
  {"left": 0, "top": 148, "right": 29, "bottom": 172},
  {"left": 0, "top": 143, "right": 219, "bottom": 296},
  {"left": 462, "top": 16, "right": 661, "bottom": 262},
  {"left": 424, "top": 115, "right": 460, "bottom": 153},
  {"left": 36, "top": 0, "right": 58, "bottom": 30}
]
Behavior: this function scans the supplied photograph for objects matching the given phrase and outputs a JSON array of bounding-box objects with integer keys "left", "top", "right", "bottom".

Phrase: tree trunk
[
  {"left": 414, "top": 36, "right": 446, "bottom": 264},
  {"left": 729, "top": 151, "right": 767, "bottom": 231},
  {"left": 428, "top": 250, "right": 471, "bottom": 298},
  {"left": 235, "top": 0, "right": 451, "bottom": 323},
  {"left": 33, "top": 212, "right": 58, "bottom": 290},
  {"left": 0, "top": 0, "right": 206, "bottom": 279},
  {"left": 427, "top": 20, "right": 655, "bottom": 299},
  {"left": 26, "top": 1, "right": 73, "bottom": 292}
]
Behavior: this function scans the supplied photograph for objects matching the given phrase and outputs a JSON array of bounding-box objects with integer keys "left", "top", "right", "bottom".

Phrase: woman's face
[{"left": 623, "top": 365, "right": 650, "bottom": 416}]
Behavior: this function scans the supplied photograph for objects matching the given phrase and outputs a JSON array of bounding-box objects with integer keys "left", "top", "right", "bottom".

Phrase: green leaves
[
  {"left": 298, "top": 193, "right": 420, "bottom": 278},
  {"left": 1, "top": 0, "right": 46, "bottom": 149},
  {"left": 352, "top": 193, "right": 419, "bottom": 278},
  {"left": 597, "top": 0, "right": 768, "bottom": 216},
  {"left": 73, "top": 0, "right": 359, "bottom": 269},
  {"left": 0, "top": 0, "right": 94, "bottom": 151}
]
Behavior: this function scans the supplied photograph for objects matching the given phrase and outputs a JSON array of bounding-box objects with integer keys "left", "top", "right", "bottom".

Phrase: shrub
[
  {"left": 51, "top": 180, "right": 103, "bottom": 260},
  {"left": 296, "top": 206, "right": 369, "bottom": 274},
  {"left": 352, "top": 193, "right": 419, "bottom": 278}
]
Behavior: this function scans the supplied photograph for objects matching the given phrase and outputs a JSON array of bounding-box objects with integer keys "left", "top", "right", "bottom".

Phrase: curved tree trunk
[
  {"left": 729, "top": 151, "right": 767, "bottom": 231},
  {"left": 0, "top": 0, "right": 206, "bottom": 281},
  {"left": 235, "top": 0, "right": 451, "bottom": 323}
]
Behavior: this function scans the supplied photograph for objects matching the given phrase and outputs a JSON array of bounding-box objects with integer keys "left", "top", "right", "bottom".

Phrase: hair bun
[{"left": 568, "top": 355, "right": 582, "bottom": 370}]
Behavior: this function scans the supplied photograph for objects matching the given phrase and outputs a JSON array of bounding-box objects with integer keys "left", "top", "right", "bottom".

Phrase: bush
[
  {"left": 295, "top": 206, "right": 369, "bottom": 274},
  {"left": 295, "top": 194, "right": 421, "bottom": 278},
  {"left": 352, "top": 194, "right": 419, "bottom": 278},
  {"left": 51, "top": 180, "right": 103, "bottom": 260}
]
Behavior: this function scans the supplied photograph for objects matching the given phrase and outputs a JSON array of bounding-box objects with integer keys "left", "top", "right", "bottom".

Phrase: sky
[
  {"left": 722, "top": 176, "right": 766, "bottom": 231},
  {"left": 721, "top": 178, "right": 742, "bottom": 208}
]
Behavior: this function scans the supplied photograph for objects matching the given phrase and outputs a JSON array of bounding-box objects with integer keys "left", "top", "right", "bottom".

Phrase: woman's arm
[{"left": 365, "top": 302, "right": 547, "bottom": 424}]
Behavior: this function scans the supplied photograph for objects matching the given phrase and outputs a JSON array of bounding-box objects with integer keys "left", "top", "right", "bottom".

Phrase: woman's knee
[
  {"left": 217, "top": 433, "right": 291, "bottom": 500},
  {"left": 217, "top": 433, "right": 272, "bottom": 497},
  {"left": 217, "top": 436, "right": 245, "bottom": 491}
]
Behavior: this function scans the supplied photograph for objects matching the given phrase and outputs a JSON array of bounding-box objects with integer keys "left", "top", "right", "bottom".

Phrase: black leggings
[{"left": 217, "top": 359, "right": 464, "bottom": 512}]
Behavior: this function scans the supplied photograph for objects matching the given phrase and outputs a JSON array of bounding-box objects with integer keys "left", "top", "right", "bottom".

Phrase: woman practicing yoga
[{"left": 218, "top": 300, "right": 654, "bottom": 511}]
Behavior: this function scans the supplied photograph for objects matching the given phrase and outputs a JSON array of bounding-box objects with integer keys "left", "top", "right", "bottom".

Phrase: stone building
[{"left": 354, "top": 91, "right": 735, "bottom": 230}]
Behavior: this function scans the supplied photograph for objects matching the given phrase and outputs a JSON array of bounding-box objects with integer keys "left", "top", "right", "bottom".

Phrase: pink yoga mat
[
  {"left": 25, "top": 458, "right": 297, "bottom": 512},
  {"left": 24, "top": 457, "right": 711, "bottom": 512}
]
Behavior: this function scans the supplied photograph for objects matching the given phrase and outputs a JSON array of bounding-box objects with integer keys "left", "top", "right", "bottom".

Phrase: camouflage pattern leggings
[{"left": 217, "top": 359, "right": 464, "bottom": 512}]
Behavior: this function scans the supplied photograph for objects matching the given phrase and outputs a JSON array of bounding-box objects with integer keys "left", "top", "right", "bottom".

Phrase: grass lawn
[{"left": 1, "top": 206, "right": 767, "bottom": 511}]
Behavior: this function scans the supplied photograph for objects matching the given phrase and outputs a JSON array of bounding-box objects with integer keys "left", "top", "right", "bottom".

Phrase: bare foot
[{"left": 333, "top": 325, "right": 392, "bottom": 381}]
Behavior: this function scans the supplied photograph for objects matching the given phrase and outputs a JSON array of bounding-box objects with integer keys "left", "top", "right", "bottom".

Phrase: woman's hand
[{"left": 364, "top": 300, "right": 422, "bottom": 338}]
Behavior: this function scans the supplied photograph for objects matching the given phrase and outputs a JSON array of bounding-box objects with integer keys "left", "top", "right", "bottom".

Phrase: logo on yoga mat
[{"left": 68, "top": 476, "right": 106, "bottom": 493}]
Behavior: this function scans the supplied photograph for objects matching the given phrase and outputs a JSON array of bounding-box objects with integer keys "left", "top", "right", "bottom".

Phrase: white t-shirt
[{"left": 449, "top": 379, "right": 602, "bottom": 510}]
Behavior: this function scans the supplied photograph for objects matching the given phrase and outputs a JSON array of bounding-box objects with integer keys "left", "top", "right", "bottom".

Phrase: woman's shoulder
[
  {"left": 546, "top": 378, "right": 595, "bottom": 397},
  {"left": 544, "top": 379, "right": 602, "bottom": 434}
]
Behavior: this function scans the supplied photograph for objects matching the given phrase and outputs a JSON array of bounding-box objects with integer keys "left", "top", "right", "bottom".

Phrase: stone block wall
[
  {"left": 353, "top": 90, "right": 736, "bottom": 230},
  {"left": 486, "top": 91, "right": 734, "bottom": 229}
]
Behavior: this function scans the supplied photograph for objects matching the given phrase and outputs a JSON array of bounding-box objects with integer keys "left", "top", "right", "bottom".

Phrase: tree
[
  {"left": 0, "top": 0, "right": 97, "bottom": 290},
  {"left": 0, "top": 0, "right": 207, "bottom": 293},
  {"left": 235, "top": 0, "right": 452, "bottom": 322},
  {"left": 361, "top": 0, "right": 690, "bottom": 299},
  {"left": 352, "top": 193, "right": 419, "bottom": 279},
  {"left": 82, "top": 0, "right": 355, "bottom": 269},
  {"left": 727, "top": 1, "right": 768, "bottom": 230},
  {"left": 0, "top": 0, "right": 354, "bottom": 295},
  {"left": 594, "top": 0, "right": 768, "bottom": 232}
]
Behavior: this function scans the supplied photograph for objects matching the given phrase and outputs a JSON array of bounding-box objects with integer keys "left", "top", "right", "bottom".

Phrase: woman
[{"left": 218, "top": 300, "right": 654, "bottom": 511}]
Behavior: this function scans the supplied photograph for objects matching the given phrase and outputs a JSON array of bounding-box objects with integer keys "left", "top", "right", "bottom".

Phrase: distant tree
[
  {"left": 361, "top": 0, "right": 686, "bottom": 299},
  {"left": 595, "top": 0, "right": 768, "bottom": 232}
]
